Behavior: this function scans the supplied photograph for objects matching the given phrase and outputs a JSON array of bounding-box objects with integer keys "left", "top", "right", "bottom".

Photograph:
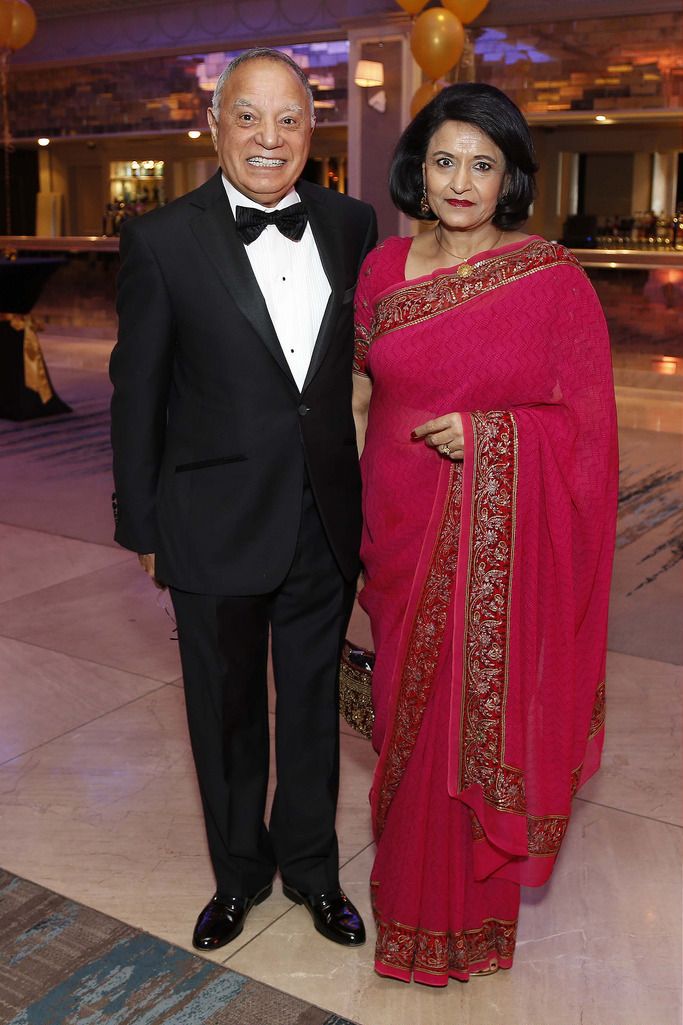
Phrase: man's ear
[{"left": 207, "top": 107, "right": 219, "bottom": 150}]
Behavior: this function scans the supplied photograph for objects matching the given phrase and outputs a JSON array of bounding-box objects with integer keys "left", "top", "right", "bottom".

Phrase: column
[{"left": 346, "top": 15, "right": 420, "bottom": 241}]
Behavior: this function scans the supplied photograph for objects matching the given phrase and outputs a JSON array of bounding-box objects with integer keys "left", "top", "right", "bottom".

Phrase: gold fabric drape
[{"left": 0, "top": 313, "right": 53, "bottom": 403}]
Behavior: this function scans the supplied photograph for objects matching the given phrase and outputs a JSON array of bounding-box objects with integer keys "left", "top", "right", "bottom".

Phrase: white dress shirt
[{"left": 223, "top": 176, "right": 331, "bottom": 392}]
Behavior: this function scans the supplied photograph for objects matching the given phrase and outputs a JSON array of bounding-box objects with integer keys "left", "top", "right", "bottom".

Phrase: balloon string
[{"left": 1, "top": 49, "right": 11, "bottom": 236}]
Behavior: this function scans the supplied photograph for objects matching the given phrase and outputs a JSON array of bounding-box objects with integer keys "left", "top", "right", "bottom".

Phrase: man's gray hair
[{"left": 211, "top": 48, "right": 315, "bottom": 124}]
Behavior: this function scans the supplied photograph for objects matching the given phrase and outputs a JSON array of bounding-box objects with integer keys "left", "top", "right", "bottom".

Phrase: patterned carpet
[{"left": 0, "top": 871, "right": 357, "bottom": 1025}]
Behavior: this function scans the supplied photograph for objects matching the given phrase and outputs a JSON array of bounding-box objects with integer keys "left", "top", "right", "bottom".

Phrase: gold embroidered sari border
[
  {"left": 589, "top": 679, "right": 606, "bottom": 738},
  {"left": 370, "top": 241, "right": 581, "bottom": 344},
  {"left": 458, "top": 410, "right": 524, "bottom": 811},
  {"left": 467, "top": 675, "right": 607, "bottom": 857},
  {"left": 373, "top": 906, "right": 518, "bottom": 977},
  {"left": 374, "top": 463, "right": 463, "bottom": 839}
]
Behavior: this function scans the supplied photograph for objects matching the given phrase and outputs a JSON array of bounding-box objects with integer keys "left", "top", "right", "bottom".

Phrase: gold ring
[{"left": 439, "top": 443, "right": 451, "bottom": 456}]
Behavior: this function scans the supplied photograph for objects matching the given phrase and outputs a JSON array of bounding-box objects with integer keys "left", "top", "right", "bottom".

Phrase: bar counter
[
  {"left": 1, "top": 236, "right": 682, "bottom": 269},
  {"left": 1, "top": 236, "right": 119, "bottom": 254},
  {"left": 1, "top": 234, "right": 680, "bottom": 262},
  {"left": 571, "top": 248, "right": 683, "bottom": 271},
  {"left": 0, "top": 238, "right": 680, "bottom": 370}
]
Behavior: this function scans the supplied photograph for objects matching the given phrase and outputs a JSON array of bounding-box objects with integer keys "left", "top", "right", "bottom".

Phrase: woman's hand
[{"left": 412, "top": 413, "right": 464, "bottom": 460}]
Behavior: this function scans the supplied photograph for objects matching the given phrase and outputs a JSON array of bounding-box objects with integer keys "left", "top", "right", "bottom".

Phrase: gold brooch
[{"left": 456, "top": 263, "right": 474, "bottom": 278}]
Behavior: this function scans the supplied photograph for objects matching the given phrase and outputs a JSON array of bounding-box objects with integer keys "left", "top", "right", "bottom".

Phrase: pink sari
[{"left": 354, "top": 235, "right": 617, "bottom": 985}]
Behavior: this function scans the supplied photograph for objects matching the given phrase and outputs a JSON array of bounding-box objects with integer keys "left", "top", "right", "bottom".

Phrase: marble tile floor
[
  {"left": 610, "top": 428, "right": 683, "bottom": 664},
  {"left": 0, "top": 617, "right": 680, "bottom": 1025},
  {"left": 0, "top": 365, "right": 116, "bottom": 546},
  {"left": 0, "top": 347, "right": 681, "bottom": 1025}
]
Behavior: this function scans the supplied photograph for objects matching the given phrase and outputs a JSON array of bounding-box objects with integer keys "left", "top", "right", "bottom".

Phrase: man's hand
[
  {"left": 137, "top": 552, "right": 165, "bottom": 589},
  {"left": 412, "top": 412, "right": 464, "bottom": 460}
]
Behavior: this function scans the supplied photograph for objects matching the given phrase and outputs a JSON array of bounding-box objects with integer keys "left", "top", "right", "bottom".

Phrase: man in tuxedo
[{"left": 110, "top": 48, "right": 377, "bottom": 950}]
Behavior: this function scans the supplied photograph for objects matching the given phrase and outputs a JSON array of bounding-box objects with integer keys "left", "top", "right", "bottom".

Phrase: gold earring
[{"left": 420, "top": 186, "right": 430, "bottom": 217}]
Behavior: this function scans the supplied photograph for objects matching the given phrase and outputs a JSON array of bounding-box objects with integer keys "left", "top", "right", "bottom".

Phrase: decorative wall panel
[
  {"left": 473, "top": 13, "right": 683, "bottom": 113},
  {"left": 9, "top": 43, "right": 349, "bottom": 139},
  {"left": 9, "top": 11, "right": 681, "bottom": 140}
]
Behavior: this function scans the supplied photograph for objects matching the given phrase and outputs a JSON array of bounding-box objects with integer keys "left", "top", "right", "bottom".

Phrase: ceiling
[
  {"left": 29, "top": 0, "right": 682, "bottom": 18},
  {"left": 31, "top": 0, "right": 183, "bottom": 14}
]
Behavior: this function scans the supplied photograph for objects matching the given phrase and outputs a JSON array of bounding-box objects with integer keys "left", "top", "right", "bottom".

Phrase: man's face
[{"left": 208, "top": 59, "right": 314, "bottom": 208}]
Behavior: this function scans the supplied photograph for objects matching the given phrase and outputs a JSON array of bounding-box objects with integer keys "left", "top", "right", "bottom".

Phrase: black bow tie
[{"left": 235, "top": 202, "right": 308, "bottom": 244}]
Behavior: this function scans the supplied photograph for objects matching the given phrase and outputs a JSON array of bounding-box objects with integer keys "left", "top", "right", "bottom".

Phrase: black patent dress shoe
[
  {"left": 283, "top": 884, "right": 366, "bottom": 946},
  {"left": 192, "top": 883, "right": 272, "bottom": 950}
]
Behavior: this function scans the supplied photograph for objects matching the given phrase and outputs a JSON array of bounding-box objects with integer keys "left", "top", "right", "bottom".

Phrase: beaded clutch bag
[{"left": 338, "top": 640, "right": 375, "bottom": 740}]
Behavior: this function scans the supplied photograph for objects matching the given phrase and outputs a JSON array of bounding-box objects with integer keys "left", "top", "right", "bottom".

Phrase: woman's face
[{"left": 423, "top": 120, "right": 507, "bottom": 232}]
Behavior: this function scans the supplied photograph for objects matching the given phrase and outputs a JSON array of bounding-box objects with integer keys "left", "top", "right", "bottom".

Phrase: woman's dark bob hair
[{"left": 390, "top": 82, "right": 538, "bottom": 231}]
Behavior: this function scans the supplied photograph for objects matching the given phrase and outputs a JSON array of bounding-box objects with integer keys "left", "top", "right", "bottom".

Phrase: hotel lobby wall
[
  {"left": 7, "top": 0, "right": 681, "bottom": 242},
  {"left": 34, "top": 139, "right": 216, "bottom": 236},
  {"left": 22, "top": 124, "right": 682, "bottom": 245},
  {"left": 357, "top": 39, "right": 406, "bottom": 241},
  {"left": 347, "top": 20, "right": 419, "bottom": 240},
  {"left": 529, "top": 122, "right": 681, "bottom": 243},
  {"left": 31, "top": 132, "right": 350, "bottom": 236},
  {"left": 12, "top": 10, "right": 680, "bottom": 141}
]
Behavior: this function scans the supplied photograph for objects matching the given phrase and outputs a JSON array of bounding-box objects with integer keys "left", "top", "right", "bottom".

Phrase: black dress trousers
[{"left": 170, "top": 478, "right": 356, "bottom": 899}]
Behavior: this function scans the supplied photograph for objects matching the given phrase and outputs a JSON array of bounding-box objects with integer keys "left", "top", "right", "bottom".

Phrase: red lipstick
[{"left": 447, "top": 199, "right": 474, "bottom": 207}]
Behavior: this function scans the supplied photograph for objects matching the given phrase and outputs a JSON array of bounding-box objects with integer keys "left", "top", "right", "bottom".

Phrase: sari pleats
[{"left": 371, "top": 603, "right": 520, "bottom": 984}]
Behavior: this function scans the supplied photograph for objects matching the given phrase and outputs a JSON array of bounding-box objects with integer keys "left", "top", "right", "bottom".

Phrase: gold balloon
[
  {"left": 410, "top": 80, "right": 446, "bottom": 119},
  {"left": 410, "top": 8, "right": 465, "bottom": 81},
  {"left": 0, "top": 0, "right": 36, "bottom": 52},
  {"left": 440, "top": 0, "right": 489, "bottom": 25},
  {"left": 394, "top": 0, "right": 428, "bottom": 13}
]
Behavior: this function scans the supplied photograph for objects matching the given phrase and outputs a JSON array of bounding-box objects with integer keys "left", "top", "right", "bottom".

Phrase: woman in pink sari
[{"left": 352, "top": 84, "right": 617, "bottom": 985}]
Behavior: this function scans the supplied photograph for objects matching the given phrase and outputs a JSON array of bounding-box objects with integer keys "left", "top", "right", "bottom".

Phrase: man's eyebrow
[{"left": 231, "top": 98, "right": 304, "bottom": 114}]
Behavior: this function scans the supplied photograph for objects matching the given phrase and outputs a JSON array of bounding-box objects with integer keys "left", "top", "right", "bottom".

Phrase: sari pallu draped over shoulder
[{"left": 357, "top": 236, "right": 618, "bottom": 897}]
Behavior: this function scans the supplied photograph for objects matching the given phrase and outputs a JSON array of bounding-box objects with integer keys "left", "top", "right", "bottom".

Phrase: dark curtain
[{"left": 0, "top": 149, "right": 38, "bottom": 235}]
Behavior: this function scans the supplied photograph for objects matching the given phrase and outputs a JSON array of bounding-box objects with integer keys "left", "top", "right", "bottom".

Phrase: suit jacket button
[{"left": 298, "top": 404, "right": 310, "bottom": 416}]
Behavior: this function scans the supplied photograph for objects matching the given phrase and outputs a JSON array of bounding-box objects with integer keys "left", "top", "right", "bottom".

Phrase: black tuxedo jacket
[{"left": 110, "top": 171, "right": 377, "bottom": 595}]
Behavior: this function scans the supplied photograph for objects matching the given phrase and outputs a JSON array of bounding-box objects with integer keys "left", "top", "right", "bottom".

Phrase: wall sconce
[
  {"left": 354, "top": 60, "right": 384, "bottom": 87},
  {"left": 354, "top": 60, "right": 386, "bottom": 113}
]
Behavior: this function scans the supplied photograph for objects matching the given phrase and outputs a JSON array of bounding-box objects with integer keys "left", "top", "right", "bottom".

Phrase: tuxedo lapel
[
  {"left": 299, "top": 181, "right": 347, "bottom": 392},
  {"left": 188, "top": 173, "right": 297, "bottom": 388}
]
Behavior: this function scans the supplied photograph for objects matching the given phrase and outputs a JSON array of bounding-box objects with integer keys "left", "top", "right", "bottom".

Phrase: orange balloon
[
  {"left": 0, "top": 0, "right": 36, "bottom": 52},
  {"left": 394, "top": 0, "right": 428, "bottom": 13},
  {"left": 410, "top": 80, "right": 446, "bottom": 118},
  {"left": 410, "top": 8, "right": 465, "bottom": 81},
  {"left": 440, "top": 0, "right": 489, "bottom": 25}
]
